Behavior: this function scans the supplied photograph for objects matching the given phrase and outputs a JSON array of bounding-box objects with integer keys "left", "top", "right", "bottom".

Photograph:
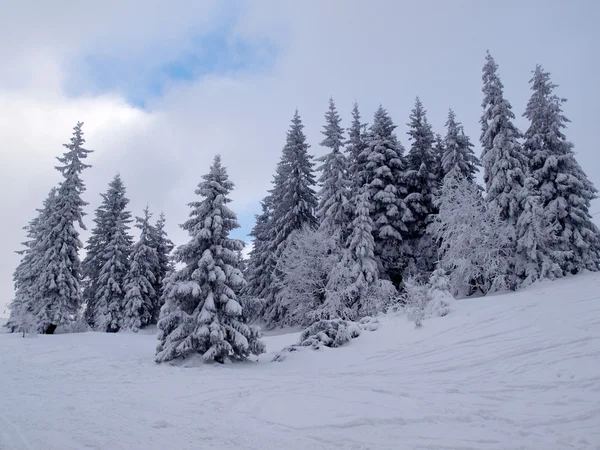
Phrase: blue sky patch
[{"left": 65, "top": 26, "right": 278, "bottom": 108}]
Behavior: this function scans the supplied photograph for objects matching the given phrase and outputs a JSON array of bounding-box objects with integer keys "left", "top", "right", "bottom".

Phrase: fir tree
[
  {"left": 442, "top": 109, "right": 479, "bottom": 182},
  {"left": 359, "top": 105, "right": 407, "bottom": 283},
  {"left": 316, "top": 98, "right": 350, "bottom": 237},
  {"left": 480, "top": 51, "right": 527, "bottom": 224},
  {"left": 34, "top": 122, "right": 92, "bottom": 334},
  {"left": 149, "top": 212, "right": 174, "bottom": 323},
  {"left": 523, "top": 65, "right": 600, "bottom": 274},
  {"left": 328, "top": 189, "right": 379, "bottom": 316},
  {"left": 514, "top": 177, "right": 562, "bottom": 286},
  {"left": 122, "top": 207, "right": 159, "bottom": 332},
  {"left": 405, "top": 97, "right": 439, "bottom": 273},
  {"left": 433, "top": 133, "right": 446, "bottom": 186},
  {"left": 263, "top": 111, "right": 318, "bottom": 324},
  {"left": 345, "top": 102, "right": 368, "bottom": 189},
  {"left": 5, "top": 188, "right": 57, "bottom": 333},
  {"left": 156, "top": 155, "right": 265, "bottom": 363},
  {"left": 245, "top": 199, "right": 273, "bottom": 300},
  {"left": 93, "top": 175, "right": 133, "bottom": 333}
]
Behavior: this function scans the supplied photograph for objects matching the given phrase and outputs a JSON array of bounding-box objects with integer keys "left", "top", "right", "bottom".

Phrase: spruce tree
[
  {"left": 442, "top": 109, "right": 479, "bottom": 182},
  {"left": 263, "top": 111, "right": 318, "bottom": 324},
  {"left": 514, "top": 177, "right": 562, "bottom": 286},
  {"left": 245, "top": 199, "right": 273, "bottom": 300},
  {"left": 359, "top": 105, "right": 407, "bottom": 283},
  {"left": 5, "top": 188, "right": 57, "bottom": 333},
  {"left": 122, "top": 207, "right": 159, "bottom": 332},
  {"left": 34, "top": 122, "right": 92, "bottom": 334},
  {"left": 82, "top": 194, "right": 111, "bottom": 327},
  {"left": 149, "top": 212, "right": 174, "bottom": 323},
  {"left": 480, "top": 51, "right": 527, "bottom": 224},
  {"left": 345, "top": 102, "right": 368, "bottom": 189},
  {"left": 93, "top": 175, "right": 133, "bottom": 332},
  {"left": 523, "top": 65, "right": 600, "bottom": 274},
  {"left": 433, "top": 133, "right": 446, "bottom": 186},
  {"left": 405, "top": 97, "right": 439, "bottom": 273},
  {"left": 156, "top": 155, "right": 265, "bottom": 363},
  {"left": 316, "top": 98, "right": 350, "bottom": 238},
  {"left": 331, "top": 189, "right": 379, "bottom": 313}
]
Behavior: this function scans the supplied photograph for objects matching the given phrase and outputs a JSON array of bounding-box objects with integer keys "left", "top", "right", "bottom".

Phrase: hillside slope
[{"left": 1, "top": 273, "right": 599, "bottom": 450}]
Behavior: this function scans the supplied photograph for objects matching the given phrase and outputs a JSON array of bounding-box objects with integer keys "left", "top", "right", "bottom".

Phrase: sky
[{"left": 1, "top": 0, "right": 599, "bottom": 316}]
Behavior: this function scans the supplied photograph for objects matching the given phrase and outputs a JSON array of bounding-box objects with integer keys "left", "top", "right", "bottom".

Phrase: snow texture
[{"left": 1, "top": 273, "right": 599, "bottom": 449}]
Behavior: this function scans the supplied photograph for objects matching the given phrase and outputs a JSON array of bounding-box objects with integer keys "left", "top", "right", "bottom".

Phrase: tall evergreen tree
[
  {"left": 156, "top": 155, "right": 265, "bottom": 363},
  {"left": 345, "top": 102, "right": 368, "bottom": 189},
  {"left": 82, "top": 193, "right": 111, "bottom": 327},
  {"left": 442, "top": 109, "right": 480, "bottom": 181},
  {"left": 149, "top": 212, "right": 174, "bottom": 323},
  {"left": 5, "top": 188, "right": 57, "bottom": 333},
  {"left": 122, "top": 207, "right": 159, "bottom": 332},
  {"left": 245, "top": 199, "right": 273, "bottom": 300},
  {"left": 523, "top": 65, "right": 600, "bottom": 274},
  {"left": 405, "top": 97, "right": 439, "bottom": 273},
  {"left": 433, "top": 133, "right": 446, "bottom": 186},
  {"left": 93, "top": 175, "right": 133, "bottom": 332},
  {"left": 339, "top": 189, "right": 379, "bottom": 304},
  {"left": 263, "top": 111, "right": 318, "bottom": 324},
  {"left": 34, "top": 122, "right": 92, "bottom": 334},
  {"left": 316, "top": 98, "right": 350, "bottom": 237},
  {"left": 359, "top": 105, "right": 407, "bottom": 283},
  {"left": 514, "top": 177, "right": 562, "bottom": 286},
  {"left": 480, "top": 51, "right": 527, "bottom": 224}
]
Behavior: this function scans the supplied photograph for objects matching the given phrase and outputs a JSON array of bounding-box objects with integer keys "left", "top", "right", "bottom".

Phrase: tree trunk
[{"left": 45, "top": 324, "right": 57, "bottom": 334}]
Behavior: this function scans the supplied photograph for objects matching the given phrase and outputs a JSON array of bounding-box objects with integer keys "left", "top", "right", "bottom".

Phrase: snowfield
[{"left": 1, "top": 273, "right": 600, "bottom": 450}]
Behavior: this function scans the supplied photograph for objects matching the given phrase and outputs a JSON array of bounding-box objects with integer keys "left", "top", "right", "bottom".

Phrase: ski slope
[{"left": 1, "top": 273, "right": 599, "bottom": 450}]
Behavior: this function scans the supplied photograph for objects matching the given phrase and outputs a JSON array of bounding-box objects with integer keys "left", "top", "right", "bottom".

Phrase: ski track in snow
[{"left": 1, "top": 273, "right": 600, "bottom": 449}]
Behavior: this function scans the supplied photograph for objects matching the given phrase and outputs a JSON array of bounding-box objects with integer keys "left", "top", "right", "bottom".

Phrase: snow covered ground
[{"left": 1, "top": 273, "right": 599, "bottom": 450}]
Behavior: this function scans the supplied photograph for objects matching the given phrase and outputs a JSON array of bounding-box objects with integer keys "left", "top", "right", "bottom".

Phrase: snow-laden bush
[
  {"left": 272, "top": 317, "right": 380, "bottom": 361},
  {"left": 402, "top": 268, "right": 455, "bottom": 327},
  {"left": 298, "top": 319, "right": 362, "bottom": 349},
  {"left": 429, "top": 172, "right": 512, "bottom": 296},
  {"left": 272, "top": 226, "right": 341, "bottom": 326}
]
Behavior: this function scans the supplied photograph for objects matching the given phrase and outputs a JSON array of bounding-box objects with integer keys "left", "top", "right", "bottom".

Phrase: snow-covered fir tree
[
  {"left": 345, "top": 102, "right": 368, "bottom": 189},
  {"left": 327, "top": 189, "right": 380, "bottom": 317},
  {"left": 122, "top": 207, "right": 160, "bottom": 332},
  {"left": 245, "top": 199, "right": 273, "bottom": 300},
  {"left": 514, "top": 177, "right": 562, "bottom": 286},
  {"left": 480, "top": 51, "right": 527, "bottom": 224},
  {"left": 34, "top": 122, "right": 92, "bottom": 334},
  {"left": 433, "top": 133, "right": 446, "bottom": 185},
  {"left": 429, "top": 172, "right": 512, "bottom": 296},
  {"left": 148, "top": 212, "right": 174, "bottom": 323},
  {"left": 523, "top": 65, "right": 600, "bottom": 274},
  {"left": 93, "top": 175, "right": 133, "bottom": 332},
  {"left": 5, "top": 188, "right": 57, "bottom": 333},
  {"left": 442, "top": 109, "right": 479, "bottom": 182},
  {"left": 404, "top": 97, "right": 439, "bottom": 273},
  {"left": 316, "top": 98, "right": 350, "bottom": 239},
  {"left": 359, "top": 105, "right": 407, "bottom": 284},
  {"left": 156, "top": 155, "right": 265, "bottom": 363},
  {"left": 263, "top": 110, "right": 318, "bottom": 325},
  {"left": 82, "top": 193, "right": 111, "bottom": 327}
]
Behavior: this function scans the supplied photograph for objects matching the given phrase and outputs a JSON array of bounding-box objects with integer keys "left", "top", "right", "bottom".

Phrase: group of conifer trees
[
  {"left": 6, "top": 124, "right": 174, "bottom": 335},
  {"left": 6, "top": 52, "right": 599, "bottom": 364},
  {"left": 244, "top": 51, "right": 600, "bottom": 330}
]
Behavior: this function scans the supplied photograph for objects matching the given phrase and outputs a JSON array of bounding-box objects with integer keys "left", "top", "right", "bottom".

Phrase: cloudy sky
[{"left": 1, "top": 0, "right": 599, "bottom": 315}]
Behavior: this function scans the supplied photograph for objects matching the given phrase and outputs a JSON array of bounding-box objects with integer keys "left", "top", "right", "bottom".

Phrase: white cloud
[{"left": 1, "top": 0, "right": 599, "bottom": 315}]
